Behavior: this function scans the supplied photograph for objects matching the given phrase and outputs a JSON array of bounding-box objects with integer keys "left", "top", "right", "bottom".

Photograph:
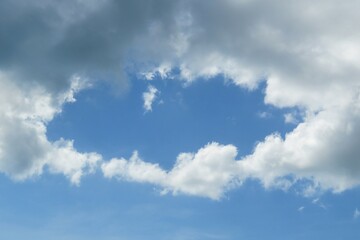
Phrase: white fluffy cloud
[
  {"left": 102, "top": 143, "right": 239, "bottom": 200},
  {"left": 143, "top": 85, "right": 159, "bottom": 112},
  {"left": 0, "top": 73, "right": 101, "bottom": 184},
  {"left": 102, "top": 91, "right": 360, "bottom": 199},
  {"left": 239, "top": 94, "right": 360, "bottom": 194}
]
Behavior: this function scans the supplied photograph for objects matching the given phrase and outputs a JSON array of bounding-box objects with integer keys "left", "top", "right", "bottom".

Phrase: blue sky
[
  {"left": 47, "top": 76, "right": 292, "bottom": 163},
  {"left": 1, "top": 0, "right": 360, "bottom": 239}
]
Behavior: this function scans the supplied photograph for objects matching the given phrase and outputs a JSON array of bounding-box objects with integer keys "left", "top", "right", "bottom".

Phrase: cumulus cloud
[
  {"left": 143, "top": 85, "right": 159, "bottom": 112},
  {"left": 101, "top": 96, "right": 360, "bottom": 198},
  {"left": 240, "top": 93, "right": 360, "bottom": 194},
  {"left": 0, "top": 0, "right": 176, "bottom": 183},
  {"left": 0, "top": 73, "right": 101, "bottom": 184},
  {"left": 2, "top": 0, "right": 360, "bottom": 197},
  {"left": 47, "top": 139, "right": 101, "bottom": 185},
  {"left": 126, "top": 0, "right": 360, "bottom": 197},
  {"left": 102, "top": 143, "right": 240, "bottom": 200},
  {"left": 102, "top": 88, "right": 360, "bottom": 198},
  {"left": 101, "top": 97, "right": 360, "bottom": 198}
]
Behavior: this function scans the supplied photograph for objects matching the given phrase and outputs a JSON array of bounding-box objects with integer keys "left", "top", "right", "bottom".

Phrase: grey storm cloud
[{"left": 0, "top": 0, "right": 176, "bottom": 92}]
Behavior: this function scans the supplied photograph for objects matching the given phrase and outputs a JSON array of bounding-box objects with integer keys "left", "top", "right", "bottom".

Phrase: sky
[{"left": 1, "top": 0, "right": 360, "bottom": 239}]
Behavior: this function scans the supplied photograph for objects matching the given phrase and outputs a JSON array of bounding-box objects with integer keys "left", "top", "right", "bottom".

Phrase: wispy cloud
[
  {"left": 312, "top": 198, "right": 327, "bottom": 210},
  {"left": 257, "top": 111, "right": 272, "bottom": 119},
  {"left": 354, "top": 208, "right": 360, "bottom": 219},
  {"left": 143, "top": 85, "right": 160, "bottom": 112}
]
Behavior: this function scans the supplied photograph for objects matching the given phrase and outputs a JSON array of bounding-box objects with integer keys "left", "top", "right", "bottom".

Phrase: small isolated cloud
[
  {"left": 354, "top": 208, "right": 360, "bottom": 219},
  {"left": 143, "top": 85, "right": 160, "bottom": 112},
  {"left": 257, "top": 111, "right": 272, "bottom": 119},
  {"left": 298, "top": 206, "right": 305, "bottom": 212},
  {"left": 312, "top": 198, "right": 327, "bottom": 210}
]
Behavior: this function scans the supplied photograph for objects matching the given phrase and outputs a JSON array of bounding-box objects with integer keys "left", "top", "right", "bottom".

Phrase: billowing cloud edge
[{"left": 0, "top": 73, "right": 102, "bottom": 184}]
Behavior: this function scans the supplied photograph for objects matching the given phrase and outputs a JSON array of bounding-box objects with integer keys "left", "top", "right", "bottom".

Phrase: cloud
[
  {"left": 101, "top": 100, "right": 360, "bottom": 197},
  {"left": 136, "top": 1, "right": 360, "bottom": 100},
  {"left": 141, "top": 63, "right": 172, "bottom": 81},
  {"left": 102, "top": 143, "right": 240, "bottom": 200},
  {"left": 354, "top": 208, "right": 360, "bottom": 219},
  {"left": 0, "top": 73, "right": 101, "bottom": 184},
  {"left": 239, "top": 95, "right": 360, "bottom": 194},
  {"left": 102, "top": 97, "right": 360, "bottom": 198},
  {"left": 143, "top": 85, "right": 159, "bottom": 112},
  {"left": 284, "top": 112, "right": 299, "bottom": 125},
  {"left": 132, "top": 0, "right": 360, "bottom": 196},
  {"left": 2, "top": 0, "right": 360, "bottom": 103},
  {"left": 47, "top": 139, "right": 101, "bottom": 185},
  {"left": 1, "top": 0, "right": 360, "bottom": 197},
  {"left": 257, "top": 111, "right": 272, "bottom": 119},
  {"left": 0, "top": 0, "right": 177, "bottom": 183},
  {"left": 311, "top": 198, "right": 327, "bottom": 210},
  {"left": 0, "top": 0, "right": 182, "bottom": 97}
]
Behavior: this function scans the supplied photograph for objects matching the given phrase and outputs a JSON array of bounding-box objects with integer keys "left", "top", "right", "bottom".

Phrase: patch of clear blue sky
[
  {"left": 1, "top": 74, "right": 359, "bottom": 239},
  {"left": 47, "top": 74, "right": 294, "bottom": 166},
  {"left": 0, "top": 173, "right": 359, "bottom": 239}
]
